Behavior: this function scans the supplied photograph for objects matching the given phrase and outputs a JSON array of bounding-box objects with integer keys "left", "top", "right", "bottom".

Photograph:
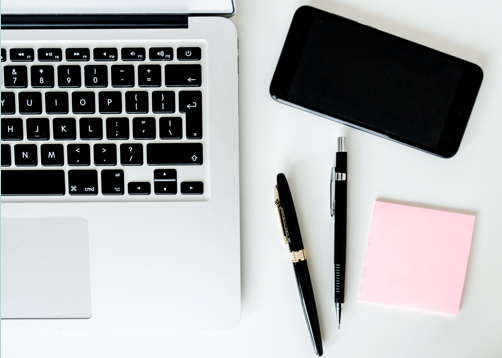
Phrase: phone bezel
[{"left": 269, "top": 6, "right": 484, "bottom": 158}]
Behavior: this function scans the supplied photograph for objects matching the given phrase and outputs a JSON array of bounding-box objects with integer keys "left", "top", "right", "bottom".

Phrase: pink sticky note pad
[{"left": 358, "top": 201, "right": 475, "bottom": 315}]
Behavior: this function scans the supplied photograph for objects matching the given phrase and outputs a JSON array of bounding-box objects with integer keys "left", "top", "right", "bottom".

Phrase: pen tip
[{"left": 338, "top": 324, "right": 340, "bottom": 329}]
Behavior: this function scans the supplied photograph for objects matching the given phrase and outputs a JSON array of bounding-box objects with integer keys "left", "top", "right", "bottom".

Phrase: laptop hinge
[{"left": 1, "top": 14, "right": 189, "bottom": 30}]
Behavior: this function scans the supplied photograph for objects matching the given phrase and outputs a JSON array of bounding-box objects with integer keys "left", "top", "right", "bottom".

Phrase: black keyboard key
[
  {"left": 93, "top": 48, "right": 118, "bottom": 61},
  {"left": 10, "top": 48, "right": 34, "bottom": 62},
  {"left": 68, "top": 144, "right": 90, "bottom": 166},
  {"left": 165, "top": 65, "right": 201, "bottom": 87},
  {"left": 125, "top": 92, "right": 148, "bottom": 113},
  {"left": 14, "top": 144, "right": 38, "bottom": 166},
  {"left": 149, "top": 47, "right": 173, "bottom": 61},
  {"left": 152, "top": 91, "right": 175, "bottom": 113},
  {"left": 31, "top": 66, "right": 55, "bottom": 88},
  {"left": 27, "top": 118, "right": 50, "bottom": 140},
  {"left": 128, "top": 182, "right": 151, "bottom": 195},
  {"left": 133, "top": 117, "right": 156, "bottom": 139},
  {"left": 38, "top": 48, "right": 62, "bottom": 62},
  {"left": 101, "top": 169, "right": 124, "bottom": 195},
  {"left": 154, "top": 169, "right": 177, "bottom": 195},
  {"left": 1, "top": 92, "right": 16, "bottom": 114},
  {"left": 1, "top": 48, "right": 6, "bottom": 62},
  {"left": 155, "top": 169, "right": 176, "bottom": 181},
  {"left": 94, "top": 144, "right": 117, "bottom": 165},
  {"left": 138, "top": 65, "right": 161, "bottom": 87},
  {"left": 19, "top": 92, "right": 42, "bottom": 114},
  {"left": 154, "top": 184, "right": 177, "bottom": 195},
  {"left": 159, "top": 117, "right": 182, "bottom": 139},
  {"left": 1, "top": 170, "right": 65, "bottom": 196},
  {"left": 66, "top": 48, "right": 90, "bottom": 61},
  {"left": 72, "top": 92, "right": 95, "bottom": 114},
  {"left": 41, "top": 144, "right": 64, "bottom": 166},
  {"left": 80, "top": 118, "right": 103, "bottom": 140},
  {"left": 147, "top": 143, "right": 202, "bottom": 165},
  {"left": 111, "top": 65, "right": 134, "bottom": 87},
  {"left": 177, "top": 47, "right": 201, "bottom": 61},
  {"left": 58, "top": 66, "right": 81, "bottom": 88},
  {"left": 181, "top": 181, "right": 204, "bottom": 195},
  {"left": 120, "top": 143, "right": 143, "bottom": 165},
  {"left": 106, "top": 118, "right": 129, "bottom": 139},
  {"left": 122, "top": 48, "right": 145, "bottom": 61},
  {"left": 68, "top": 170, "right": 98, "bottom": 195},
  {"left": 45, "top": 92, "right": 69, "bottom": 114},
  {"left": 53, "top": 118, "right": 77, "bottom": 140},
  {"left": 179, "top": 91, "right": 203, "bottom": 139},
  {"left": 85, "top": 65, "right": 108, "bottom": 88},
  {"left": 4, "top": 66, "right": 28, "bottom": 88},
  {"left": 99, "top": 92, "right": 122, "bottom": 113},
  {"left": 2, "top": 144, "right": 11, "bottom": 166},
  {"left": 1, "top": 118, "right": 23, "bottom": 140}
]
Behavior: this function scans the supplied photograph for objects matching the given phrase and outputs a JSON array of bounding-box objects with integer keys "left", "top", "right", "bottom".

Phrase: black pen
[
  {"left": 275, "top": 173, "right": 323, "bottom": 356},
  {"left": 331, "top": 137, "right": 347, "bottom": 329}
]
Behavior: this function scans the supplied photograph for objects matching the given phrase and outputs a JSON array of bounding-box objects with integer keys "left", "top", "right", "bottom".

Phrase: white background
[{"left": 3, "top": 0, "right": 502, "bottom": 356}]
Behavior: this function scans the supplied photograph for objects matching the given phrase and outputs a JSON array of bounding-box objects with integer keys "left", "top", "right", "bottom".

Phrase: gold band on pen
[
  {"left": 275, "top": 186, "right": 291, "bottom": 244},
  {"left": 291, "top": 249, "right": 306, "bottom": 262}
]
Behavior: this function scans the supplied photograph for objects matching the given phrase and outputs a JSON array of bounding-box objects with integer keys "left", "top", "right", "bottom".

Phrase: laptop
[{"left": 1, "top": 0, "right": 241, "bottom": 331}]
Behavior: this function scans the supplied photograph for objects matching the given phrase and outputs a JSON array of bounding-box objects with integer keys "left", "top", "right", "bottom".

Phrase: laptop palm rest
[{"left": 1, "top": 217, "right": 92, "bottom": 319}]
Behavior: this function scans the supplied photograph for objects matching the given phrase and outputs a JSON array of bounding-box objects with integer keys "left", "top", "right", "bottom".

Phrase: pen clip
[
  {"left": 330, "top": 167, "right": 336, "bottom": 217},
  {"left": 274, "top": 186, "right": 290, "bottom": 244}
]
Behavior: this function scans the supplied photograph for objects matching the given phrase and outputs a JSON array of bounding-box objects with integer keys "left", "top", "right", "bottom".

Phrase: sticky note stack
[{"left": 359, "top": 201, "right": 475, "bottom": 315}]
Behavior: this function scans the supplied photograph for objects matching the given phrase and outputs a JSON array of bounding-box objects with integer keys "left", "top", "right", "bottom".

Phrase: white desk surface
[{"left": 3, "top": 0, "right": 502, "bottom": 356}]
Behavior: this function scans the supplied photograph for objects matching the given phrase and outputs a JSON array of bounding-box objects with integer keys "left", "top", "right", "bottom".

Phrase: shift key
[{"left": 147, "top": 143, "right": 203, "bottom": 165}]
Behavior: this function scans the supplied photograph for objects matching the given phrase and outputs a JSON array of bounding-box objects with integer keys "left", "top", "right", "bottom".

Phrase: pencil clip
[
  {"left": 274, "top": 186, "right": 290, "bottom": 244},
  {"left": 330, "top": 167, "right": 336, "bottom": 217}
]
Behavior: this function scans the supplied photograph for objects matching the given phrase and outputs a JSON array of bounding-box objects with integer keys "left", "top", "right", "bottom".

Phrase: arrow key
[
  {"left": 128, "top": 182, "right": 151, "bottom": 195},
  {"left": 154, "top": 169, "right": 177, "bottom": 195},
  {"left": 181, "top": 181, "right": 204, "bottom": 195}
]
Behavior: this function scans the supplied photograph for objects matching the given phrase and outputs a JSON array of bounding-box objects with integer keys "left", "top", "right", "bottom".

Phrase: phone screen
[{"left": 270, "top": 6, "right": 483, "bottom": 157}]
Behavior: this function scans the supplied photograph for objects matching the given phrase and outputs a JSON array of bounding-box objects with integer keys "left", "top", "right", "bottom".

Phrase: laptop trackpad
[{"left": 1, "top": 217, "right": 92, "bottom": 319}]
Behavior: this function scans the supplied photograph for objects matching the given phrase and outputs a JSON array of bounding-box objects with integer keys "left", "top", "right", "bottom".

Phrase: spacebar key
[
  {"left": 1, "top": 170, "right": 65, "bottom": 195},
  {"left": 147, "top": 143, "right": 203, "bottom": 165}
]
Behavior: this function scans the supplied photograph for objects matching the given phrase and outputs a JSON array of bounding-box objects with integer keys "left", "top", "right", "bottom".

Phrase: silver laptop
[{"left": 1, "top": 0, "right": 241, "bottom": 331}]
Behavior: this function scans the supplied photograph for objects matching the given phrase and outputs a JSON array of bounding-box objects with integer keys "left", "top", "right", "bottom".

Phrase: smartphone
[{"left": 270, "top": 6, "right": 483, "bottom": 158}]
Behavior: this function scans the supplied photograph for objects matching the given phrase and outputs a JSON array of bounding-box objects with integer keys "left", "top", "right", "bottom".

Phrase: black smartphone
[{"left": 270, "top": 6, "right": 483, "bottom": 158}]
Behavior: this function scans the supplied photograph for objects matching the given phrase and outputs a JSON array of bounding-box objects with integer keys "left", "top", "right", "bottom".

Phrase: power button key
[{"left": 177, "top": 47, "right": 201, "bottom": 61}]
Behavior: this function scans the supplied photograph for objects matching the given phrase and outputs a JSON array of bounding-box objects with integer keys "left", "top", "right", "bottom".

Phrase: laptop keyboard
[{"left": 1, "top": 41, "right": 209, "bottom": 201}]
